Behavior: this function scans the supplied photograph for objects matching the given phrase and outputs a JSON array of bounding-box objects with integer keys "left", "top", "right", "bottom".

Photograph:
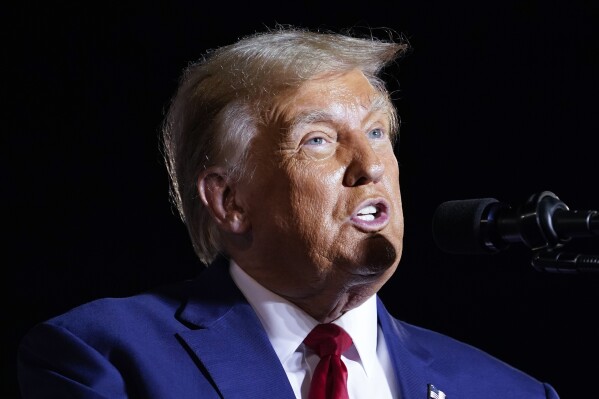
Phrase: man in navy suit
[{"left": 18, "top": 27, "right": 560, "bottom": 398}]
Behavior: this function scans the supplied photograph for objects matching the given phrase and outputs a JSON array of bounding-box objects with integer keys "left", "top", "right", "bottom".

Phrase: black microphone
[{"left": 432, "top": 191, "right": 599, "bottom": 255}]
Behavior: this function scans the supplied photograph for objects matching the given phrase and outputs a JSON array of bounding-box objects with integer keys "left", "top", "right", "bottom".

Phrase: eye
[
  {"left": 305, "top": 136, "right": 327, "bottom": 146},
  {"left": 367, "top": 128, "right": 385, "bottom": 139}
]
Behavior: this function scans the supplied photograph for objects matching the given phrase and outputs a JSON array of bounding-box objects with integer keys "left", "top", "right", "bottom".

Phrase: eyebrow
[
  {"left": 288, "top": 109, "right": 334, "bottom": 131},
  {"left": 287, "top": 93, "right": 390, "bottom": 132}
]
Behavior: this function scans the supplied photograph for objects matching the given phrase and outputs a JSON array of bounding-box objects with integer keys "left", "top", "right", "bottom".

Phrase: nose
[{"left": 343, "top": 141, "right": 385, "bottom": 187}]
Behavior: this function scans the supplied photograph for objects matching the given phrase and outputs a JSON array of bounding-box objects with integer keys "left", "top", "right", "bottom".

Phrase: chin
[{"left": 343, "top": 234, "right": 401, "bottom": 277}]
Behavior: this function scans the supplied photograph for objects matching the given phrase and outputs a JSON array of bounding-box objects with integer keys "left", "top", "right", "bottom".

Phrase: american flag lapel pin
[{"left": 427, "top": 383, "right": 446, "bottom": 399}]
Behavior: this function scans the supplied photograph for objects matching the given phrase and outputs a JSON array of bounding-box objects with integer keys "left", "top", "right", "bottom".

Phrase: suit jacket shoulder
[
  {"left": 18, "top": 259, "right": 295, "bottom": 399},
  {"left": 377, "top": 298, "right": 560, "bottom": 399}
]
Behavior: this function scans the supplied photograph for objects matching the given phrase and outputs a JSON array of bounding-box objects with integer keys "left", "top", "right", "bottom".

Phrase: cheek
[
  {"left": 290, "top": 182, "right": 332, "bottom": 226},
  {"left": 382, "top": 158, "right": 404, "bottom": 228},
  {"left": 386, "top": 157, "right": 402, "bottom": 195},
  {"left": 287, "top": 168, "right": 344, "bottom": 237},
  {"left": 289, "top": 162, "right": 344, "bottom": 207}
]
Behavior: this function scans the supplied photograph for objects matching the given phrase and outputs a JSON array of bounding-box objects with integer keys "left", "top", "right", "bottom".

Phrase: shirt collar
[{"left": 229, "top": 259, "right": 379, "bottom": 376}]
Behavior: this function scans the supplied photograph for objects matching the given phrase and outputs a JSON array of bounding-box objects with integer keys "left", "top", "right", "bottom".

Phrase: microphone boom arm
[{"left": 532, "top": 249, "right": 599, "bottom": 274}]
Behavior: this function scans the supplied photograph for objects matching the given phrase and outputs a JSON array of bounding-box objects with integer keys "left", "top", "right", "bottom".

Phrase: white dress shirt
[{"left": 230, "top": 260, "right": 398, "bottom": 399}]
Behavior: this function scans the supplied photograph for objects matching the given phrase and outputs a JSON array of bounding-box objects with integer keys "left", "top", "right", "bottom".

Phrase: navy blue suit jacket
[{"left": 18, "top": 258, "right": 559, "bottom": 398}]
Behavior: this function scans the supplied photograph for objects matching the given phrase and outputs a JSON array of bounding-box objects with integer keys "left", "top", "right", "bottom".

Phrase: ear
[{"left": 197, "top": 167, "right": 250, "bottom": 234}]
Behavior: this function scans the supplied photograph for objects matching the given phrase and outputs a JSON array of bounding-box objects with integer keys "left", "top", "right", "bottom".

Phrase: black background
[{"left": 6, "top": 1, "right": 599, "bottom": 398}]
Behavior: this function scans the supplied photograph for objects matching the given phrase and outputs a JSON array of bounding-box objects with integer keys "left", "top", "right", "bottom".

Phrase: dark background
[{"left": 6, "top": 1, "right": 599, "bottom": 398}]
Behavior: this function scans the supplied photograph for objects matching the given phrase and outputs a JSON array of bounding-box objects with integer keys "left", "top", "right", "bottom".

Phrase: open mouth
[{"left": 350, "top": 199, "right": 390, "bottom": 231}]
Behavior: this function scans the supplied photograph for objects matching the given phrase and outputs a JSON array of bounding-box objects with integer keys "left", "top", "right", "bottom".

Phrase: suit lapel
[
  {"left": 176, "top": 259, "right": 295, "bottom": 399},
  {"left": 377, "top": 297, "right": 438, "bottom": 399}
]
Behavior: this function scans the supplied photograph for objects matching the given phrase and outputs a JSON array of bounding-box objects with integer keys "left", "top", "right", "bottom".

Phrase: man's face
[{"left": 233, "top": 69, "right": 404, "bottom": 315}]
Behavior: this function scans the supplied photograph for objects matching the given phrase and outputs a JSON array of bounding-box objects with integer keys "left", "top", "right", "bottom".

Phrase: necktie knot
[
  {"left": 304, "top": 323, "right": 353, "bottom": 399},
  {"left": 304, "top": 323, "right": 352, "bottom": 357}
]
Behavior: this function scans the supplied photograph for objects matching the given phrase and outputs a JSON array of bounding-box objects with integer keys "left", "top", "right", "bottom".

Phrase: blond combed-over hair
[{"left": 162, "top": 27, "right": 409, "bottom": 265}]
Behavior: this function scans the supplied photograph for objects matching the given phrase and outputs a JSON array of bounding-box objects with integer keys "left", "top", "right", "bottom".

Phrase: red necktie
[{"left": 304, "top": 323, "right": 353, "bottom": 399}]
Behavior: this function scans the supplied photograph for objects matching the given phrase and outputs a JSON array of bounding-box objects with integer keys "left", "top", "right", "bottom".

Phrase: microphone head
[{"left": 432, "top": 198, "right": 499, "bottom": 254}]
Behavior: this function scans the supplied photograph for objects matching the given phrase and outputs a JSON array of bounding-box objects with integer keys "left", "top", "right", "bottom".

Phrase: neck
[{"left": 276, "top": 278, "right": 381, "bottom": 323}]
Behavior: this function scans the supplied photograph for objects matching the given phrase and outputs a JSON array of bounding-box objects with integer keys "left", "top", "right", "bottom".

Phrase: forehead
[{"left": 271, "top": 69, "right": 391, "bottom": 129}]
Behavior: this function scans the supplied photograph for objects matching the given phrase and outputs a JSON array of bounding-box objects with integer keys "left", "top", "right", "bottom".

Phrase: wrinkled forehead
[{"left": 267, "top": 69, "right": 394, "bottom": 132}]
